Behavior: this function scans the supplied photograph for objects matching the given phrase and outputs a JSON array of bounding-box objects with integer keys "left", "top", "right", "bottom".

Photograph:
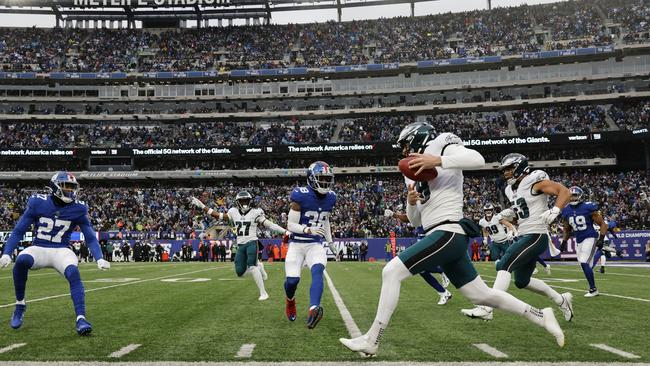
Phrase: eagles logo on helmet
[
  {"left": 235, "top": 191, "right": 253, "bottom": 213},
  {"left": 397, "top": 122, "right": 439, "bottom": 182},
  {"left": 499, "top": 153, "right": 530, "bottom": 185}
]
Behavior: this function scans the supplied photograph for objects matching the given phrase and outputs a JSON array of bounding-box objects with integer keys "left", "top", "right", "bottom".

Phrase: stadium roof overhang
[{"left": 0, "top": 0, "right": 438, "bottom": 22}]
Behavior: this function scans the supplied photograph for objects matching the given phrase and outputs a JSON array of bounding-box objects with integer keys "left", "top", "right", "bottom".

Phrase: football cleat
[
  {"left": 599, "top": 266, "right": 605, "bottom": 274},
  {"left": 542, "top": 308, "right": 565, "bottom": 347},
  {"left": 461, "top": 305, "right": 493, "bottom": 321},
  {"left": 76, "top": 318, "right": 92, "bottom": 336},
  {"left": 285, "top": 298, "right": 297, "bottom": 321},
  {"left": 440, "top": 273, "right": 450, "bottom": 288},
  {"left": 532, "top": 267, "right": 539, "bottom": 275},
  {"left": 437, "top": 290, "right": 452, "bottom": 305},
  {"left": 559, "top": 292, "right": 574, "bottom": 321},
  {"left": 585, "top": 288, "right": 599, "bottom": 298},
  {"left": 544, "top": 264, "right": 551, "bottom": 276},
  {"left": 339, "top": 334, "right": 378, "bottom": 357},
  {"left": 306, "top": 305, "right": 323, "bottom": 329},
  {"left": 258, "top": 292, "right": 269, "bottom": 301},
  {"left": 10, "top": 304, "right": 26, "bottom": 329}
]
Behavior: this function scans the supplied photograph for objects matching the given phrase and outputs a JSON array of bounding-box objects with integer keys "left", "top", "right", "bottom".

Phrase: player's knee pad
[
  {"left": 310, "top": 263, "right": 324, "bottom": 277},
  {"left": 14, "top": 254, "right": 34, "bottom": 270},
  {"left": 64, "top": 265, "right": 81, "bottom": 283}
]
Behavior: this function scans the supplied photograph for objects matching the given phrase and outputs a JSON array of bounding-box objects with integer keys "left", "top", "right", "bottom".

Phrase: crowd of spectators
[
  {"left": 0, "top": 0, "right": 642, "bottom": 72},
  {"left": 1, "top": 170, "right": 647, "bottom": 240},
  {"left": 607, "top": 100, "right": 650, "bottom": 131},
  {"left": 512, "top": 104, "right": 609, "bottom": 135}
]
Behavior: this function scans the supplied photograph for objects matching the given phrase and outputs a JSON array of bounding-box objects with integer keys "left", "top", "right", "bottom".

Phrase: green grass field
[{"left": 0, "top": 260, "right": 648, "bottom": 363}]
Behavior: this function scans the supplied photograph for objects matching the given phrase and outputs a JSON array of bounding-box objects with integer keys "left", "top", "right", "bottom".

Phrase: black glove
[
  {"left": 596, "top": 236, "right": 605, "bottom": 250},
  {"left": 560, "top": 239, "right": 568, "bottom": 252}
]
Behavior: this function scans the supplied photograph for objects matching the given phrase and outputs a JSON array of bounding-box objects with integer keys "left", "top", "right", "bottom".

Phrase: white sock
[
  {"left": 458, "top": 277, "right": 545, "bottom": 327},
  {"left": 366, "top": 258, "right": 412, "bottom": 344},
  {"left": 76, "top": 315, "right": 86, "bottom": 321},
  {"left": 600, "top": 256, "right": 606, "bottom": 267},
  {"left": 246, "top": 266, "right": 267, "bottom": 296},
  {"left": 493, "top": 270, "right": 512, "bottom": 291},
  {"left": 258, "top": 262, "right": 267, "bottom": 276},
  {"left": 16, "top": 300, "right": 26, "bottom": 305},
  {"left": 525, "top": 277, "right": 563, "bottom": 305}
]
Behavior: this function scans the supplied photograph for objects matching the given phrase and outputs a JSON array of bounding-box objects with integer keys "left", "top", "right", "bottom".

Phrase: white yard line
[
  {"left": 590, "top": 344, "right": 641, "bottom": 359},
  {"left": 109, "top": 344, "right": 142, "bottom": 358},
  {"left": 473, "top": 343, "right": 509, "bottom": 358},
  {"left": 235, "top": 344, "right": 256, "bottom": 358},
  {"left": 0, "top": 267, "right": 224, "bottom": 308},
  {"left": 0, "top": 362, "right": 647, "bottom": 366},
  {"left": 548, "top": 266, "right": 650, "bottom": 279},
  {"left": 323, "top": 269, "right": 362, "bottom": 338},
  {"left": 480, "top": 274, "right": 650, "bottom": 303},
  {"left": 0, "top": 343, "right": 26, "bottom": 354}
]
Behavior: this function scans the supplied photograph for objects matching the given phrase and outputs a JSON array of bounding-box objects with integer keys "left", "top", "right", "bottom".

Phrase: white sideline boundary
[
  {"left": 0, "top": 267, "right": 225, "bottom": 308},
  {"left": 0, "top": 362, "right": 647, "bottom": 366},
  {"left": 0, "top": 343, "right": 26, "bottom": 354},
  {"left": 323, "top": 270, "right": 362, "bottom": 338}
]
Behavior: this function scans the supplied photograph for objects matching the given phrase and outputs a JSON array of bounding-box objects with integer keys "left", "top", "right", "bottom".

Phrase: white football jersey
[
  {"left": 227, "top": 207, "right": 265, "bottom": 245},
  {"left": 406, "top": 133, "right": 468, "bottom": 235},
  {"left": 479, "top": 214, "right": 509, "bottom": 243},
  {"left": 504, "top": 170, "right": 550, "bottom": 235}
]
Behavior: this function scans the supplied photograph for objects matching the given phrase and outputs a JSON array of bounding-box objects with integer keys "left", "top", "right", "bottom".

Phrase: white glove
[
  {"left": 190, "top": 197, "right": 206, "bottom": 210},
  {"left": 306, "top": 226, "right": 326, "bottom": 237},
  {"left": 97, "top": 259, "right": 111, "bottom": 270},
  {"left": 0, "top": 254, "right": 11, "bottom": 268},
  {"left": 540, "top": 206, "right": 561, "bottom": 225},
  {"left": 383, "top": 209, "right": 394, "bottom": 218}
]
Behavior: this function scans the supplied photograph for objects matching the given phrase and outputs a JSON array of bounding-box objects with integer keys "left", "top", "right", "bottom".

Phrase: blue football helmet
[
  {"left": 307, "top": 161, "right": 334, "bottom": 195},
  {"left": 569, "top": 186, "right": 584, "bottom": 206},
  {"left": 48, "top": 171, "right": 79, "bottom": 204}
]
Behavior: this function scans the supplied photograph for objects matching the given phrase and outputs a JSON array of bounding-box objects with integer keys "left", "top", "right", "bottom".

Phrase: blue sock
[
  {"left": 580, "top": 262, "right": 596, "bottom": 289},
  {"left": 13, "top": 255, "right": 34, "bottom": 301},
  {"left": 420, "top": 272, "right": 445, "bottom": 293},
  {"left": 592, "top": 250, "right": 603, "bottom": 269},
  {"left": 64, "top": 265, "right": 86, "bottom": 317},
  {"left": 284, "top": 277, "right": 300, "bottom": 299},
  {"left": 309, "top": 264, "right": 325, "bottom": 308},
  {"left": 536, "top": 257, "right": 548, "bottom": 267}
]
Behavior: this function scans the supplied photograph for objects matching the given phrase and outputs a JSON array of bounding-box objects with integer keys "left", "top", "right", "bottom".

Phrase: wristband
[{"left": 207, "top": 208, "right": 214, "bottom": 216}]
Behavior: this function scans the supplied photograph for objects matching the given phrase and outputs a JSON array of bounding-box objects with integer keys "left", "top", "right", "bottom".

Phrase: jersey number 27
[{"left": 36, "top": 217, "right": 71, "bottom": 243}]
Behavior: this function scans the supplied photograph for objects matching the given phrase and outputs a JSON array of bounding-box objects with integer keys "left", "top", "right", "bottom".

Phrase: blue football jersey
[
  {"left": 3, "top": 194, "right": 102, "bottom": 259},
  {"left": 289, "top": 186, "right": 336, "bottom": 244},
  {"left": 415, "top": 226, "right": 426, "bottom": 239},
  {"left": 561, "top": 202, "right": 599, "bottom": 242}
]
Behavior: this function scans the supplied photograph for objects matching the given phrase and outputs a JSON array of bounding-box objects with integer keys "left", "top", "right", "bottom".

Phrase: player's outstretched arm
[
  {"left": 384, "top": 208, "right": 410, "bottom": 224},
  {"left": 79, "top": 214, "right": 110, "bottom": 270},
  {"left": 258, "top": 215, "right": 290, "bottom": 236},
  {"left": 1, "top": 200, "right": 38, "bottom": 267},
  {"left": 560, "top": 219, "right": 572, "bottom": 252},
  {"left": 190, "top": 196, "right": 229, "bottom": 221},
  {"left": 534, "top": 180, "right": 571, "bottom": 224},
  {"left": 592, "top": 210, "right": 608, "bottom": 247},
  {"left": 287, "top": 202, "right": 325, "bottom": 237}
]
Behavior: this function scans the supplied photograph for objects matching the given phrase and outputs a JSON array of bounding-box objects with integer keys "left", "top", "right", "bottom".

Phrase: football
[{"left": 398, "top": 156, "right": 438, "bottom": 182}]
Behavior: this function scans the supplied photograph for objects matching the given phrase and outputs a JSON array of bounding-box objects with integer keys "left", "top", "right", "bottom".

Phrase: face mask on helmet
[
  {"left": 307, "top": 162, "right": 334, "bottom": 195},
  {"left": 499, "top": 153, "right": 529, "bottom": 186},
  {"left": 49, "top": 172, "right": 79, "bottom": 204},
  {"left": 484, "top": 209, "right": 494, "bottom": 218},
  {"left": 237, "top": 198, "right": 252, "bottom": 213},
  {"left": 397, "top": 122, "right": 436, "bottom": 158},
  {"left": 569, "top": 187, "right": 583, "bottom": 206}
]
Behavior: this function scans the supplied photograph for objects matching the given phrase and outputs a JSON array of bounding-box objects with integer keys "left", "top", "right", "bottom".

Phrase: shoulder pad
[{"left": 528, "top": 170, "right": 549, "bottom": 183}]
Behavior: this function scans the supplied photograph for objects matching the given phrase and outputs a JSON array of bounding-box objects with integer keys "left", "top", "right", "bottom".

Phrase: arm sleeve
[
  {"left": 260, "top": 217, "right": 288, "bottom": 235},
  {"left": 440, "top": 144, "right": 485, "bottom": 170},
  {"left": 3, "top": 198, "right": 38, "bottom": 256},
  {"left": 79, "top": 212, "right": 103, "bottom": 260},
  {"left": 287, "top": 208, "right": 307, "bottom": 234},
  {"left": 406, "top": 202, "right": 422, "bottom": 228},
  {"left": 323, "top": 215, "right": 333, "bottom": 243}
]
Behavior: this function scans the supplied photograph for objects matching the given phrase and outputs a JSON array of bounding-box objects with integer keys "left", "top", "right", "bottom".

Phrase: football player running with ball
[
  {"left": 340, "top": 124, "right": 565, "bottom": 356},
  {"left": 191, "top": 190, "right": 289, "bottom": 301},
  {"left": 0, "top": 172, "right": 110, "bottom": 335},
  {"left": 462, "top": 153, "right": 574, "bottom": 322},
  {"left": 284, "top": 161, "right": 337, "bottom": 329}
]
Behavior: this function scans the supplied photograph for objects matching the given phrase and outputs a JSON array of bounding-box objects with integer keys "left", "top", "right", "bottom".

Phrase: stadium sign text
[
  {"left": 287, "top": 144, "right": 374, "bottom": 153},
  {"left": 132, "top": 147, "right": 231, "bottom": 155},
  {"left": 465, "top": 137, "right": 550, "bottom": 147},
  {"left": 74, "top": 0, "right": 230, "bottom": 6}
]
